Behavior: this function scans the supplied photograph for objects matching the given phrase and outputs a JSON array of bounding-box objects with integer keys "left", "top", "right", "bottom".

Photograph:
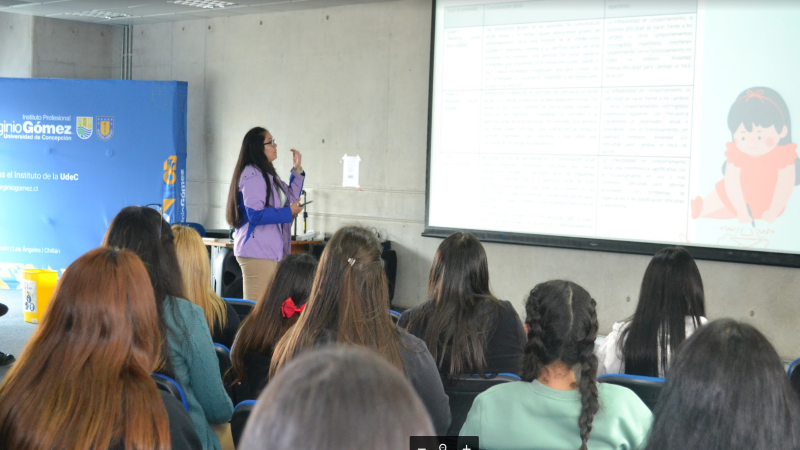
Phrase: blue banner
[{"left": 0, "top": 78, "right": 188, "bottom": 289}]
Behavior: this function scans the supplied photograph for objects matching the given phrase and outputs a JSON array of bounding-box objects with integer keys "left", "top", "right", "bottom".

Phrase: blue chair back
[
  {"left": 231, "top": 400, "right": 256, "bottom": 448},
  {"left": 444, "top": 373, "right": 521, "bottom": 436},
  {"left": 788, "top": 357, "right": 800, "bottom": 398},
  {"left": 214, "top": 343, "right": 232, "bottom": 379},
  {"left": 177, "top": 222, "right": 206, "bottom": 237},
  {"left": 389, "top": 309, "right": 401, "bottom": 324},
  {"left": 598, "top": 373, "right": 665, "bottom": 410},
  {"left": 151, "top": 373, "right": 189, "bottom": 412},
  {"left": 224, "top": 298, "right": 257, "bottom": 321}
]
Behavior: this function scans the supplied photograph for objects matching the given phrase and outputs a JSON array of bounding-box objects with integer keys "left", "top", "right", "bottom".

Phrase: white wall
[
  {"left": 132, "top": 0, "right": 800, "bottom": 358},
  {"left": 0, "top": 12, "right": 120, "bottom": 79},
  {"left": 0, "top": 12, "right": 33, "bottom": 78},
  {"left": 31, "top": 16, "right": 122, "bottom": 79}
]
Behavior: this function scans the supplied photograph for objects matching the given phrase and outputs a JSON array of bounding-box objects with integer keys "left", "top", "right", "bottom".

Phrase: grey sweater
[{"left": 317, "top": 327, "right": 452, "bottom": 435}]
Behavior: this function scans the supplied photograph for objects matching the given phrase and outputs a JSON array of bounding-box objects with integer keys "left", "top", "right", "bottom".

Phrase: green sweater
[
  {"left": 460, "top": 381, "right": 652, "bottom": 450},
  {"left": 164, "top": 296, "right": 234, "bottom": 450}
]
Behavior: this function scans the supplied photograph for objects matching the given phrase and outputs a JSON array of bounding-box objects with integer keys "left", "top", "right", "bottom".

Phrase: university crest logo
[
  {"left": 96, "top": 116, "right": 114, "bottom": 141},
  {"left": 76, "top": 117, "right": 93, "bottom": 140}
]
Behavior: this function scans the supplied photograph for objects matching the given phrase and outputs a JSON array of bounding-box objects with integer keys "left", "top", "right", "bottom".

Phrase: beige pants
[
  {"left": 237, "top": 257, "right": 278, "bottom": 302},
  {"left": 212, "top": 423, "right": 235, "bottom": 450}
]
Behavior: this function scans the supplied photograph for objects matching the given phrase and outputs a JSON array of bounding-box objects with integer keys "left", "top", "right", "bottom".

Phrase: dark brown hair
[
  {"left": 646, "top": 319, "right": 800, "bottom": 450},
  {"left": 226, "top": 126, "right": 285, "bottom": 228},
  {"left": 240, "top": 346, "right": 433, "bottom": 450},
  {"left": 523, "top": 280, "right": 599, "bottom": 450},
  {"left": 0, "top": 247, "right": 171, "bottom": 450},
  {"left": 620, "top": 247, "right": 705, "bottom": 376},
  {"left": 230, "top": 253, "right": 318, "bottom": 385},
  {"left": 405, "top": 232, "right": 501, "bottom": 382},
  {"left": 270, "top": 226, "right": 402, "bottom": 377},
  {"left": 103, "top": 205, "right": 186, "bottom": 376}
]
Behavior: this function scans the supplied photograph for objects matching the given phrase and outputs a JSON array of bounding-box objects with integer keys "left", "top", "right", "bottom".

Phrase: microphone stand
[
  {"left": 293, "top": 190, "right": 307, "bottom": 238},
  {"left": 302, "top": 190, "right": 308, "bottom": 234}
]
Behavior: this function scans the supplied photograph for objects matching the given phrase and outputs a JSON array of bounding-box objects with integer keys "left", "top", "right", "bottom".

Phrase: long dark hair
[
  {"left": 226, "top": 127, "right": 285, "bottom": 228},
  {"left": 405, "top": 232, "right": 501, "bottom": 382},
  {"left": 0, "top": 248, "right": 171, "bottom": 450},
  {"left": 523, "top": 280, "right": 598, "bottom": 450},
  {"left": 103, "top": 206, "right": 186, "bottom": 377},
  {"left": 240, "top": 346, "right": 434, "bottom": 450},
  {"left": 270, "top": 226, "right": 402, "bottom": 377},
  {"left": 231, "top": 253, "right": 318, "bottom": 385},
  {"left": 646, "top": 319, "right": 800, "bottom": 450},
  {"left": 620, "top": 247, "right": 705, "bottom": 376}
]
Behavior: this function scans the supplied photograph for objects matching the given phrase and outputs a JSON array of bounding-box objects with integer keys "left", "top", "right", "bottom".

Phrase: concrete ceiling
[{"left": 0, "top": 0, "right": 401, "bottom": 25}]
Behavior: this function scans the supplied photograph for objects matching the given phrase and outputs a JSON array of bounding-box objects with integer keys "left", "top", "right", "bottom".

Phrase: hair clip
[{"left": 348, "top": 257, "right": 356, "bottom": 266}]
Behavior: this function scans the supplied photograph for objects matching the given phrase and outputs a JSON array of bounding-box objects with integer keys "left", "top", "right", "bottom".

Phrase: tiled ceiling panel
[{"left": 0, "top": 0, "right": 402, "bottom": 24}]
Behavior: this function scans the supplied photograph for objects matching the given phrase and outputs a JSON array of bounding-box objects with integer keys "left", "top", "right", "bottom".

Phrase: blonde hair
[{"left": 172, "top": 225, "right": 228, "bottom": 333}]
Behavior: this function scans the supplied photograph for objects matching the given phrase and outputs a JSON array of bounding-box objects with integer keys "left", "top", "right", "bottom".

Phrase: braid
[
  {"left": 522, "top": 286, "right": 546, "bottom": 382},
  {"left": 577, "top": 298, "right": 599, "bottom": 450}
]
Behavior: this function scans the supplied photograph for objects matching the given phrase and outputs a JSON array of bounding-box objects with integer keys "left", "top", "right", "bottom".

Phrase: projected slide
[{"left": 428, "top": 0, "right": 800, "bottom": 255}]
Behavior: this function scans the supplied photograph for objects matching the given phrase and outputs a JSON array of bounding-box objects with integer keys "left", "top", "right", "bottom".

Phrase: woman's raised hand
[{"left": 291, "top": 149, "right": 303, "bottom": 173}]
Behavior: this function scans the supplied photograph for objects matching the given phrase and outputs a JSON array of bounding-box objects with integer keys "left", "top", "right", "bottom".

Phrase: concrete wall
[
  {"left": 31, "top": 16, "right": 122, "bottom": 79},
  {"left": 0, "top": 12, "right": 120, "bottom": 79},
  {"left": 132, "top": 0, "right": 800, "bottom": 358},
  {"left": 0, "top": 12, "right": 33, "bottom": 78}
]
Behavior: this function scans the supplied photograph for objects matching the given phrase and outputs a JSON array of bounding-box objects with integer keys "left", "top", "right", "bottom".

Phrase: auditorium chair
[
  {"left": 389, "top": 309, "right": 401, "bottom": 324},
  {"left": 444, "top": 373, "right": 521, "bottom": 436},
  {"left": 224, "top": 298, "right": 257, "bottom": 321},
  {"left": 788, "top": 357, "right": 800, "bottom": 399},
  {"left": 231, "top": 400, "right": 256, "bottom": 448},
  {"left": 214, "top": 343, "right": 232, "bottom": 380},
  {"left": 597, "top": 373, "right": 665, "bottom": 410},
  {"left": 151, "top": 373, "right": 189, "bottom": 412}
]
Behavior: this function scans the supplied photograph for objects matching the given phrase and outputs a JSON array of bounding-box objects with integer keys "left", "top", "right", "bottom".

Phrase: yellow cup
[{"left": 22, "top": 269, "right": 58, "bottom": 324}]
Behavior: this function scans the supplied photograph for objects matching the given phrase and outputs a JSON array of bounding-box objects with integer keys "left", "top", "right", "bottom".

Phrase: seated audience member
[
  {"left": 270, "top": 226, "right": 452, "bottom": 434},
  {"left": 645, "top": 319, "right": 800, "bottom": 450},
  {"left": 229, "top": 253, "right": 317, "bottom": 400},
  {"left": 104, "top": 207, "right": 233, "bottom": 450},
  {"left": 596, "top": 246, "right": 707, "bottom": 376},
  {"left": 0, "top": 248, "right": 201, "bottom": 450},
  {"left": 172, "top": 224, "right": 241, "bottom": 348},
  {"left": 0, "top": 303, "right": 13, "bottom": 366},
  {"left": 461, "top": 280, "right": 652, "bottom": 450},
  {"left": 399, "top": 232, "right": 525, "bottom": 381},
  {"left": 240, "top": 346, "right": 434, "bottom": 450}
]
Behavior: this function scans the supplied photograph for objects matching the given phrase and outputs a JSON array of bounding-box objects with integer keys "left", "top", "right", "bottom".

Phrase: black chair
[
  {"left": 444, "top": 373, "right": 520, "bottom": 436},
  {"left": 214, "top": 343, "right": 232, "bottom": 379},
  {"left": 788, "top": 357, "right": 800, "bottom": 398},
  {"left": 212, "top": 247, "right": 243, "bottom": 298},
  {"left": 231, "top": 400, "right": 256, "bottom": 448},
  {"left": 224, "top": 298, "right": 257, "bottom": 322},
  {"left": 597, "top": 374, "right": 665, "bottom": 410},
  {"left": 152, "top": 373, "right": 189, "bottom": 412}
]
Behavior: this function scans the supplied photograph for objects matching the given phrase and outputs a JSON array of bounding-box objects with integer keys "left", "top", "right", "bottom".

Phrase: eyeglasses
[
  {"left": 264, "top": 139, "right": 277, "bottom": 148},
  {"left": 145, "top": 203, "right": 164, "bottom": 239}
]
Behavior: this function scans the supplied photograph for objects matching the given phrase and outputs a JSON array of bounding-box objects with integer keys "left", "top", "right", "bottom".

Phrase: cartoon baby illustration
[{"left": 692, "top": 87, "right": 796, "bottom": 223}]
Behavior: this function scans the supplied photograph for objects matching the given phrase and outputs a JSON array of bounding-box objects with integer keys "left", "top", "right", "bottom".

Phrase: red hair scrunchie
[{"left": 281, "top": 297, "right": 305, "bottom": 318}]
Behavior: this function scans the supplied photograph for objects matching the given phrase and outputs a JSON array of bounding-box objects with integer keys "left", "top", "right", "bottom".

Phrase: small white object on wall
[{"left": 342, "top": 154, "right": 361, "bottom": 188}]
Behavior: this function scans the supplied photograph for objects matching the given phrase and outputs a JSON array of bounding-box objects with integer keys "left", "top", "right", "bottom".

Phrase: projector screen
[{"left": 425, "top": 0, "right": 800, "bottom": 266}]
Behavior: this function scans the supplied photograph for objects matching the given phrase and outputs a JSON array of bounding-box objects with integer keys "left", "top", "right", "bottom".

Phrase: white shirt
[{"left": 595, "top": 316, "right": 708, "bottom": 377}]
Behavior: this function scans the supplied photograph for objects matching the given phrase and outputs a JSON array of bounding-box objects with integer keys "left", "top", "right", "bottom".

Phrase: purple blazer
[{"left": 233, "top": 165, "right": 305, "bottom": 260}]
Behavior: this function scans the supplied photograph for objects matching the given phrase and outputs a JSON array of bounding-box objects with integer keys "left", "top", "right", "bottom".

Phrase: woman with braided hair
[{"left": 460, "top": 280, "right": 652, "bottom": 450}]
